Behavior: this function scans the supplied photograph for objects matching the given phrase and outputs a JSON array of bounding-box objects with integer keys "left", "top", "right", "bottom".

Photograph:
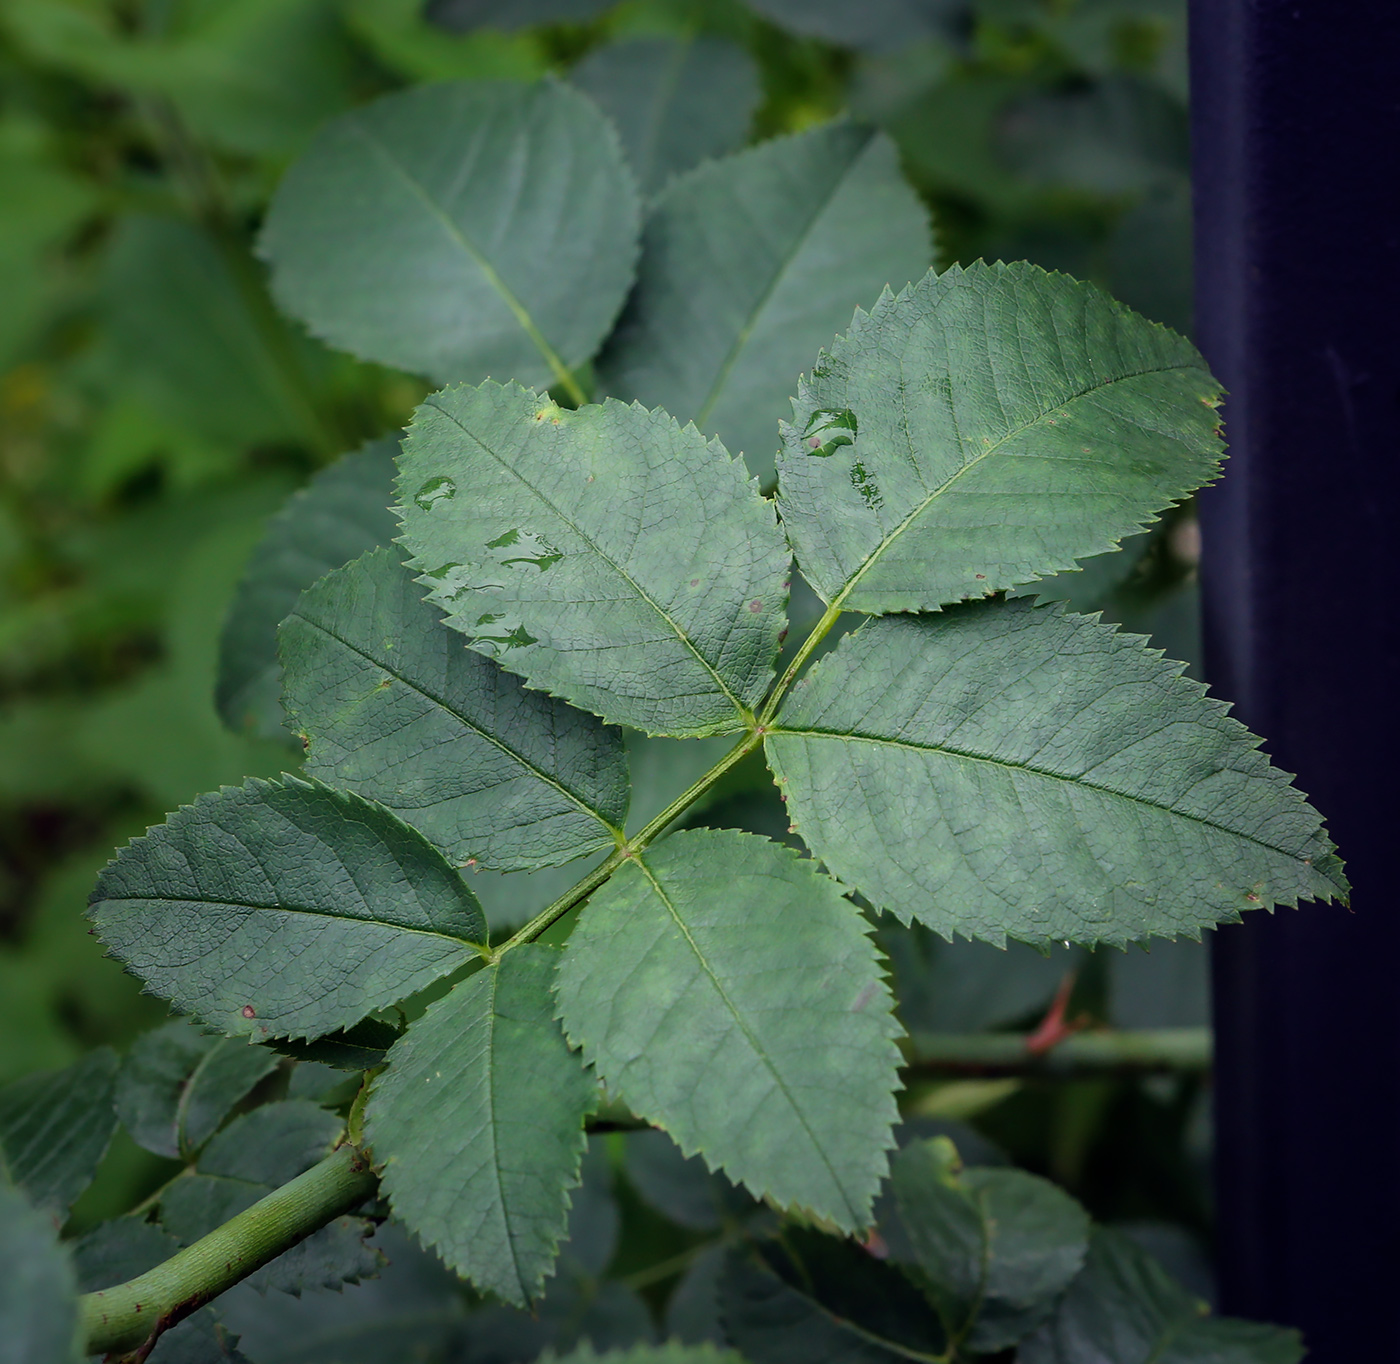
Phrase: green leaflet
[
  {"left": 598, "top": 123, "right": 930, "bottom": 482},
  {"left": 555, "top": 829, "right": 902, "bottom": 1231},
  {"left": 89, "top": 775, "right": 486, "bottom": 1040},
  {"left": 281, "top": 547, "right": 628, "bottom": 871},
  {"left": 397, "top": 382, "right": 790, "bottom": 737},
  {"left": 116, "top": 1019, "right": 278, "bottom": 1160},
  {"left": 775, "top": 261, "right": 1224, "bottom": 613},
  {"left": 0, "top": 1183, "right": 81, "bottom": 1364},
  {"left": 367, "top": 945, "right": 597, "bottom": 1306},
  {"left": 745, "top": 0, "right": 952, "bottom": 49},
  {"left": 218, "top": 437, "right": 399, "bottom": 742},
  {"left": 891, "top": 1137, "right": 1089, "bottom": 1351},
  {"left": 571, "top": 36, "right": 760, "bottom": 197},
  {"left": 767, "top": 601, "right": 1346, "bottom": 946},
  {"left": 260, "top": 79, "right": 639, "bottom": 392},
  {"left": 160, "top": 1100, "right": 380, "bottom": 1296},
  {"left": 1019, "top": 1228, "right": 1304, "bottom": 1364},
  {"left": 0, "top": 1049, "right": 117, "bottom": 1219}
]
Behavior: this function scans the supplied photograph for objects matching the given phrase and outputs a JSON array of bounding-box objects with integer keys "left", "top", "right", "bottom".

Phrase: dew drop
[{"left": 415, "top": 476, "right": 457, "bottom": 510}]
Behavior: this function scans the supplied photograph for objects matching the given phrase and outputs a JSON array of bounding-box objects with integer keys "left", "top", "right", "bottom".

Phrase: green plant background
[{"left": 0, "top": 0, "right": 1216, "bottom": 1346}]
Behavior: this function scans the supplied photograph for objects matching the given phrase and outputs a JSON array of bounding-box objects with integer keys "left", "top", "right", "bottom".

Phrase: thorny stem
[{"left": 80, "top": 1143, "right": 376, "bottom": 1358}]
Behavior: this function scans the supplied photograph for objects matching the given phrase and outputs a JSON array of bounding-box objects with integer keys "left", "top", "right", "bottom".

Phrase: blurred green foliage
[{"left": 0, "top": 0, "right": 1205, "bottom": 1271}]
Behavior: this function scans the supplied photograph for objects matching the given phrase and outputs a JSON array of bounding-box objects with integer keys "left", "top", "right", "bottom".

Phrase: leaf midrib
[
  {"left": 290, "top": 610, "right": 623, "bottom": 841},
  {"left": 96, "top": 893, "right": 486, "bottom": 952},
  {"left": 633, "top": 855, "right": 856, "bottom": 1224},
  {"left": 694, "top": 128, "right": 874, "bottom": 432},
  {"left": 825, "top": 360, "right": 1207, "bottom": 610},
  {"left": 347, "top": 118, "right": 576, "bottom": 392},
  {"left": 769, "top": 727, "right": 1314, "bottom": 865},
  {"left": 426, "top": 397, "right": 750, "bottom": 723}
]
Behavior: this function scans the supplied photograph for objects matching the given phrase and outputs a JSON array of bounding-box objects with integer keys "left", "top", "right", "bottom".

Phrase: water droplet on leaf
[{"left": 415, "top": 476, "right": 457, "bottom": 510}]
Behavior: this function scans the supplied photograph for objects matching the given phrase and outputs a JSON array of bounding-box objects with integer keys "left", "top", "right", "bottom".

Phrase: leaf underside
[
  {"left": 776, "top": 260, "right": 1225, "bottom": 613},
  {"left": 89, "top": 774, "right": 486, "bottom": 1040},
  {"left": 368, "top": 945, "right": 597, "bottom": 1306},
  {"left": 598, "top": 121, "right": 930, "bottom": 482},
  {"left": 555, "top": 828, "right": 902, "bottom": 1231},
  {"left": 260, "top": 79, "right": 639, "bottom": 389},
  {"left": 217, "top": 436, "right": 399, "bottom": 742},
  {"left": 282, "top": 546, "right": 629, "bottom": 871},
  {"left": 116, "top": 1018, "right": 278, "bottom": 1160},
  {"left": 767, "top": 601, "right": 1346, "bottom": 947},
  {"left": 397, "top": 382, "right": 790, "bottom": 737}
]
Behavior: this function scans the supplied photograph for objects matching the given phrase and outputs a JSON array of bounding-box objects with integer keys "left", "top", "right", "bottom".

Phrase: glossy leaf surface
[
  {"left": 368, "top": 945, "right": 596, "bottom": 1305},
  {"left": 398, "top": 382, "right": 789, "bottom": 736},
  {"left": 599, "top": 123, "right": 929, "bottom": 480},
  {"left": 556, "top": 829, "right": 901, "bottom": 1230},
  {"left": 892, "top": 1137, "right": 1089, "bottom": 1350},
  {"left": 116, "top": 1019, "right": 278, "bottom": 1160},
  {"left": 90, "top": 775, "right": 486, "bottom": 1039},
  {"left": 218, "top": 437, "right": 399, "bottom": 741},
  {"left": 282, "top": 547, "right": 628, "bottom": 870},
  {"left": 261, "top": 80, "right": 639, "bottom": 390},
  {"left": 767, "top": 603, "right": 1346, "bottom": 946},
  {"left": 776, "top": 262, "right": 1224, "bottom": 612},
  {"left": 571, "top": 37, "right": 760, "bottom": 196},
  {"left": 0, "top": 1049, "right": 117, "bottom": 1218}
]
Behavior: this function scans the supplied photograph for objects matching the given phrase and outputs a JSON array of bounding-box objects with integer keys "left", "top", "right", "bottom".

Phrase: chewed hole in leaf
[
  {"left": 486, "top": 528, "right": 565, "bottom": 572},
  {"left": 803, "top": 407, "right": 859, "bottom": 457},
  {"left": 415, "top": 476, "right": 457, "bottom": 510}
]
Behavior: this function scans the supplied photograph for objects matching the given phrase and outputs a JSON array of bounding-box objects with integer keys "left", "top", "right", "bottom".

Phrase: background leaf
[
  {"left": 217, "top": 437, "right": 400, "bottom": 742},
  {"left": 397, "top": 382, "right": 789, "bottom": 736},
  {"left": 598, "top": 123, "right": 930, "bottom": 482},
  {"left": 555, "top": 828, "right": 902, "bottom": 1231},
  {"left": 775, "top": 261, "right": 1223, "bottom": 612},
  {"left": 745, "top": 0, "right": 962, "bottom": 51},
  {"left": 367, "top": 945, "right": 596, "bottom": 1306},
  {"left": 426, "top": 0, "right": 615, "bottom": 29},
  {"left": 282, "top": 546, "right": 628, "bottom": 870},
  {"left": 104, "top": 215, "right": 338, "bottom": 453},
  {"left": 891, "top": 1137, "right": 1089, "bottom": 1350},
  {"left": 0, "top": 1183, "right": 81, "bottom": 1364},
  {"left": 571, "top": 36, "right": 761, "bottom": 197},
  {"left": 1019, "top": 1228, "right": 1304, "bottom": 1364},
  {"left": 767, "top": 602, "right": 1346, "bottom": 945},
  {"left": 261, "top": 79, "right": 639, "bottom": 390},
  {"left": 720, "top": 1235, "right": 945, "bottom": 1363},
  {"left": 160, "top": 1100, "right": 380, "bottom": 1297},
  {"left": 89, "top": 776, "right": 486, "bottom": 1040},
  {"left": 116, "top": 1019, "right": 279, "bottom": 1161},
  {"left": 0, "top": 1048, "right": 117, "bottom": 1217}
]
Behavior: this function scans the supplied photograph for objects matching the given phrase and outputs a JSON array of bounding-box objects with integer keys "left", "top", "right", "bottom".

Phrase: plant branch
[
  {"left": 80, "top": 1144, "right": 377, "bottom": 1357},
  {"left": 900, "top": 1027, "right": 1212, "bottom": 1078},
  {"left": 758, "top": 600, "right": 843, "bottom": 725},
  {"left": 490, "top": 727, "right": 764, "bottom": 959}
]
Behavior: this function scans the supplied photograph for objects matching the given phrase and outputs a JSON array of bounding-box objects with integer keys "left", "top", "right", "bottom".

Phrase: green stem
[
  {"left": 492, "top": 728, "right": 765, "bottom": 960},
  {"left": 80, "top": 1145, "right": 377, "bottom": 1357},
  {"left": 758, "top": 601, "right": 843, "bottom": 725},
  {"left": 901, "top": 1027, "right": 1212, "bottom": 1076}
]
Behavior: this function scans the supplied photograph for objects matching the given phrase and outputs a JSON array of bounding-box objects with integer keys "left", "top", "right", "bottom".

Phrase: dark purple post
[{"left": 1190, "top": 2, "right": 1400, "bottom": 1357}]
